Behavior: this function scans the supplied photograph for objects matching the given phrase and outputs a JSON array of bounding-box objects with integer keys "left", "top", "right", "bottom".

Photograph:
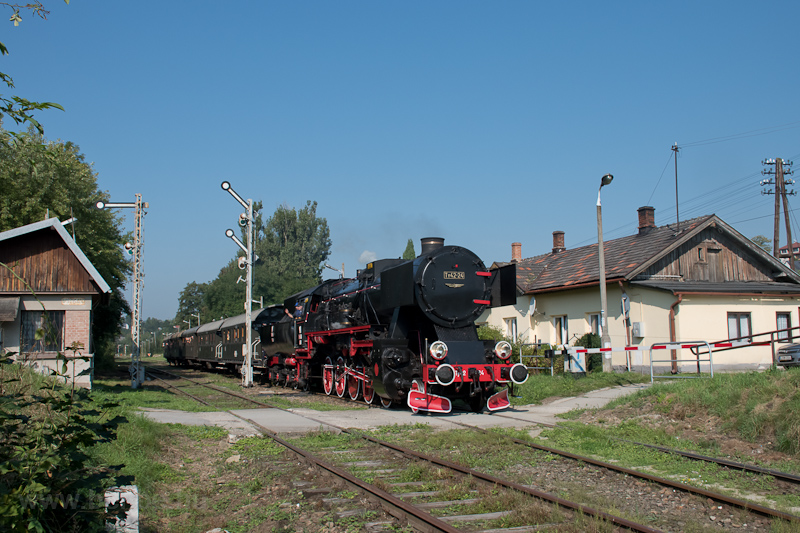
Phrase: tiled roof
[{"left": 514, "top": 215, "right": 715, "bottom": 293}]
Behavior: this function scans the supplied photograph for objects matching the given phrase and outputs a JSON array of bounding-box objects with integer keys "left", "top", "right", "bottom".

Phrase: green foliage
[
  {"left": 750, "top": 234, "right": 772, "bottom": 254},
  {"left": 0, "top": 351, "right": 129, "bottom": 532},
  {"left": 0, "top": 2, "right": 68, "bottom": 142},
  {"left": 184, "top": 201, "right": 332, "bottom": 322},
  {"left": 256, "top": 200, "right": 332, "bottom": 302},
  {"left": 0, "top": 129, "right": 132, "bottom": 365},
  {"left": 402, "top": 238, "right": 416, "bottom": 260},
  {"left": 574, "top": 332, "right": 602, "bottom": 372}
]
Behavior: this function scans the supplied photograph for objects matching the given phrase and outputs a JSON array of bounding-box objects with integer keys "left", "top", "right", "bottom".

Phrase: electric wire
[{"left": 678, "top": 120, "right": 800, "bottom": 148}]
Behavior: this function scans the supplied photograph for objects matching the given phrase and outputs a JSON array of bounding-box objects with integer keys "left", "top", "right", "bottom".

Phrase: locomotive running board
[
  {"left": 407, "top": 390, "right": 452, "bottom": 413},
  {"left": 486, "top": 388, "right": 511, "bottom": 411}
]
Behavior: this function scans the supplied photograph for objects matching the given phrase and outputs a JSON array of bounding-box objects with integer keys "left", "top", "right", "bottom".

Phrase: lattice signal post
[{"left": 96, "top": 195, "right": 147, "bottom": 389}]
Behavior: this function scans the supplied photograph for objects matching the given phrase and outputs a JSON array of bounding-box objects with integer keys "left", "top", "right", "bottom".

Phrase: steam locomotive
[{"left": 165, "top": 238, "right": 528, "bottom": 413}]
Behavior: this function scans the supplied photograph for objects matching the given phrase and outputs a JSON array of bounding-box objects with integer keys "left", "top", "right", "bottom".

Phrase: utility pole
[
  {"left": 761, "top": 158, "right": 796, "bottom": 268},
  {"left": 672, "top": 143, "right": 680, "bottom": 233}
]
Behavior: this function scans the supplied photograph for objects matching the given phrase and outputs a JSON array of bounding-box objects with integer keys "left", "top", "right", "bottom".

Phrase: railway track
[
  {"left": 143, "top": 364, "right": 800, "bottom": 531},
  {"left": 144, "top": 365, "right": 671, "bottom": 531}
]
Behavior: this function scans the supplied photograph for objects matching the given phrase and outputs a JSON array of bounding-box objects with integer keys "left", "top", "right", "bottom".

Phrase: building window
[
  {"left": 727, "top": 312, "right": 751, "bottom": 340},
  {"left": 504, "top": 318, "right": 517, "bottom": 340},
  {"left": 20, "top": 310, "right": 65, "bottom": 353},
  {"left": 777, "top": 312, "right": 792, "bottom": 342},
  {"left": 588, "top": 313, "right": 602, "bottom": 336},
  {"left": 697, "top": 247, "right": 705, "bottom": 262},
  {"left": 554, "top": 316, "right": 568, "bottom": 346}
]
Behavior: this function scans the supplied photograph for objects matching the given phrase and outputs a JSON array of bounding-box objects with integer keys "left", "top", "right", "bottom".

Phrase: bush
[
  {"left": 575, "top": 333, "right": 602, "bottom": 372},
  {"left": 477, "top": 324, "right": 563, "bottom": 373},
  {"left": 0, "top": 350, "right": 129, "bottom": 532}
]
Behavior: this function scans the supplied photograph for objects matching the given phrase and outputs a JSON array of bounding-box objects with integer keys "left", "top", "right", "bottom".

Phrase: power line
[{"left": 678, "top": 120, "right": 800, "bottom": 148}]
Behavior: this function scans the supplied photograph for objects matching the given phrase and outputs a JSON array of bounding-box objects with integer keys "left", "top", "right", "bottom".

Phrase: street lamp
[
  {"left": 597, "top": 173, "right": 614, "bottom": 372},
  {"left": 221, "top": 180, "right": 256, "bottom": 388},
  {"left": 191, "top": 312, "right": 200, "bottom": 327}
]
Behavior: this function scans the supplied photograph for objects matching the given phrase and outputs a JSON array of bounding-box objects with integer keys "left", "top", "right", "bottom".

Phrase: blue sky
[{"left": 4, "top": 1, "right": 800, "bottom": 319}]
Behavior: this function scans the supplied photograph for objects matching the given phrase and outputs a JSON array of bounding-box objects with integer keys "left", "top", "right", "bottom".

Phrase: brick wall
[{"left": 64, "top": 310, "right": 91, "bottom": 354}]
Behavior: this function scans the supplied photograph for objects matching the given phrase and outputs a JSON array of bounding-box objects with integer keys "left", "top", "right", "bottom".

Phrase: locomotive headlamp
[
  {"left": 429, "top": 341, "right": 448, "bottom": 361},
  {"left": 494, "top": 341, "right": 513, "bottom": 360}
]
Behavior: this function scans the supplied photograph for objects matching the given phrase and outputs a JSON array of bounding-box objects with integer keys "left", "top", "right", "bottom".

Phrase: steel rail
[
  {"left": 453, "top": 420, "right": 800, "bottom": 523},
  {"left": 352, "top": 431, "right": 665, "bottom": 533},
  {"left": 144, "top": 367, "right": 462, "bottom": 532},
  {"left": 244, "top": 420, "right": 462, "bottom": 533},
  {"left": 144, "top": 364, "right": 663, "bottom": 532},
  {"left": 618, "top": 439, "right": 800, "bottom": 484},
  {"left": 490, "top": 410, "right": 800, "bottom": 487},
  {"left": 150, "top": 364, "right": 798, "bottom": 525},
  {"left": 146, "top": 367, "right": 275, "bottom": 408}
]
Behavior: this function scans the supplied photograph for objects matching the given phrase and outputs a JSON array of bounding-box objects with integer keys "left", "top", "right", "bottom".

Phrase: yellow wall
[{"left": 480, "top": 285, "right": 800, "bottom": 372}]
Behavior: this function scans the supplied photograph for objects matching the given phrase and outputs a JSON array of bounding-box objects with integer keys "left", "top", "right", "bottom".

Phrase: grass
[
  {"left": 510, "top": 371, "right": 650, "bottom": 406},
  {"left": 602, "top": 367, "right": 800, "bottom": 455}
]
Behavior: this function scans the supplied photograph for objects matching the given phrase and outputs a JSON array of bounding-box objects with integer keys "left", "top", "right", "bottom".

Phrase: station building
[
  {"left": 0, "top": 218, "right": 111, "bottom": 388},
  {"left": 480, "top": 207, "right": 800, "bottom": 372}
]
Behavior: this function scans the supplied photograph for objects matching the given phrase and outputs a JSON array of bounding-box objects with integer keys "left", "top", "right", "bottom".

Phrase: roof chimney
[
  {"left": 638, "top": 206, "right": 656, "bottom": 235},
  {"left": 511, "top": 242, "right": 521, "bottom": 263},
  {"left": 552, "top": 231, "right": 565, "bottom": 253}
]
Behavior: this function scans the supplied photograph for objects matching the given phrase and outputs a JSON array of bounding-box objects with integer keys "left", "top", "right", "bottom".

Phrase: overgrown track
[
  {"left": 144, "top": 365, "right": 667, "bottom": 532},
  {"left": 489, "top": 410, "right": 800, "bottom": 496}
]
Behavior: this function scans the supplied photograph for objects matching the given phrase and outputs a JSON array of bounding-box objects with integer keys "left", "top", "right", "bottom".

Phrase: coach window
[
  {"left": 727, "top": 312, "right": 751, "bottom": 341},
  {"left": 777, "top": 312, "right": 792, "bottom": 342}
]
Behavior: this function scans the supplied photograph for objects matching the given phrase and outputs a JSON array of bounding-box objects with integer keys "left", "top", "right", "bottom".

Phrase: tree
[
  {"left": 255, "top": 200, "right": 332, "bottom": 304},
  {"left": 402, "top": 238, "right": 416, "bottom": 260},
  {"left": 195, "top": 201, "right": 332, "bottom": 321},
  {"left": 751, "top": 235, "right": 772, "bottom": 254},
  {"left": 175, "top": 281, "right": 208, "bottom": 326},
  {"left": 1, "top": 2, "right": 66, "bottom": 140},
  {"left": 0, "top": 128, "right": 132, "bottom": 364}
]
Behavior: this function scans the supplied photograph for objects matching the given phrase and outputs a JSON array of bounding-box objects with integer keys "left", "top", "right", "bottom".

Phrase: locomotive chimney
[
  {"left": 420, "top": 237, "right": 445, "bottom": 255},
  {"left": 638, "top": 206, "right": 656, "bottom": 235},
  {"left": 511, "top": 242, "right": 521, "bottom": 263},
  {"left": 552, "top": 231, "right": 565, "bottom": 254}
]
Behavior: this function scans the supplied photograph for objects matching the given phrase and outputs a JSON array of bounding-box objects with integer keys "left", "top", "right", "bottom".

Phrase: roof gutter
[{"left": 526, "top": 277, "right": 626, "bottom": 295}]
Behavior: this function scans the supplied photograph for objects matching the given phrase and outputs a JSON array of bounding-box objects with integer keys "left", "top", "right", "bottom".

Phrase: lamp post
[
  {"left": 96, "top": 195, "right": 147, "bottom": 388},
  {"left": 597, "top": 173, "right": 614, "bottom": 372},
  {"left": 221, "top": 180, "right": 256, "bottom": 388},
  {"left": 191, "top": 312, "right": 200, "bottom": 327}
]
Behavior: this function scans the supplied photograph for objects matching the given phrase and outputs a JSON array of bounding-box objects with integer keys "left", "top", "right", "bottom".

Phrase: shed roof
[{"left": 0, "top": 218, "right": 111, "bottom": 294}]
